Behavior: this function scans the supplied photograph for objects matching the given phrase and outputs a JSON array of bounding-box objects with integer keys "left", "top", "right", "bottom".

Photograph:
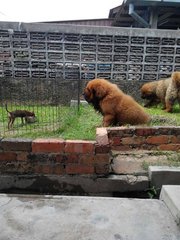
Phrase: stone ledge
[
  {"left": 160, "top": 185, "right": 180, "bottom": 225},
  {"left": 0, "top": 174, "right": 149, "bottom": 195},
  {"left": 111, "top": 150, "right": 180, "bottom": 176},
  {"left": 149, "top": 166, "right": 180, "bottom": 189}
]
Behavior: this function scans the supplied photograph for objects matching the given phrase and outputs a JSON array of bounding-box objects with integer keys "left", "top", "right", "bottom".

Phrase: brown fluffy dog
[
  {"left": 84, "top": 78, "right": 150, "bottom": 127},
  {"left": 141, "top": 72, "right": 180, "bottom": 112},
  {"left": 165, "top": 71, "right": 180, "bottom": 112},
  {"left": 141, "top": 77, "right": 171, "bottom": 109}
]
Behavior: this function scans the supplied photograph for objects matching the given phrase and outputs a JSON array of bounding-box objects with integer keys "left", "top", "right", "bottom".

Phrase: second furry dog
[
  {"left": 141, "top": 72, "right": 180, "bottom": 112},
  {"left": 141, "top": 77, "right": 171, "bottom": 110},
  {"left": 165, "top": 71, "right": 180, "bottom": 112}
]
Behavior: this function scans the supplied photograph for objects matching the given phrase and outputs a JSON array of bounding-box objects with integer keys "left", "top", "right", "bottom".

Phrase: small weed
[
  {"left": 147, "top": 186, "right": 158, "bottom": 199},
  {"left": 166, "top": 153, "right": 180, "bottom": 166},
  {"left": 142, "top": 161, "right": 149, "bottom": 171}
]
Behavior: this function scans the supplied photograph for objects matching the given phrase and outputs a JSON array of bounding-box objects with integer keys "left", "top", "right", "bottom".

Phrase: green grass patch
[
  {"left": 0, "top": 104, "right": 102, "bottom": 140},
  {"left": 56, "top": 105, "right": 102, "bottom": 140},
  {"left": 146, "top": 104, "right": 180, "bottom": 126},
  {"left": 0, "top": 103, "right": 179, "bottom": 140}
]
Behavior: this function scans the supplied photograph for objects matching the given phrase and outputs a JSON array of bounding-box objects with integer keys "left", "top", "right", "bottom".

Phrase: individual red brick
[
  {"left": 158, "top": 127, "right": 178, "bottom": 135},
  {"left": 168, "top": 127, "right": 180, "bottom": 135},
  {"left": 95, "top": 144, "right": 110, "bottom": 154},
  {"left": 94, "top": 164, "right": 110, "bottom": 174},
  {"left": 79, "top": 154, "right": 94, "bottom": 165},
  {"left": 111, "top": 145, "right": 132, "bottom": 151},
  {"left": 33, "top": 164, "right": 42, "bottom": 174},
  {"left": 169, "top": 136, "right": 180, "bottom": 144},
  {"left": 135, "top": 128, "right": 157, "bottom": 136},
  {"left": 66, "top": 164, "right": 94, "bottom": 174},
  {"left": 106, "top": 127, "right": 123, "bottom": 137},
  {"left": 109, "top": 137, "right": 122, "bottom": 146},
  {"left": 65, "top": 140, "right": 95, "bottom": 154},
  {"left": 158, "top": 144, "right": 180, "bottom": 151},
  {"left": 107, "top": 127, "right": 135, "bottom": 137},
  {"left": 121, "top": 136, "right": 145, "bottom": 145},
  {"left": 146, "top": 135, "right": 169, "bottom": 145},
  {"left": 94, "top": 154, "right": 110, "bottom": 164},
  {"left": 41, "top": 164, "right": 53, "bottom": 174},
  {"left": 0, "top": 152, "right": 17, "bottom": 161},
  {"left": 53, "top": 164, "right": 65, "bottom": 175},
  {"left": 28, "top": 153, "right": 49, "bottom": 163},
  {"left": 56, "top": 154, "right": 66, "bottom": 163},
  {"left": 32, "top": 138, "right": 65, "bottom": 153},
  {"left": 0, "top": 161, "right": 32, "bottom": 174},
  {"left": 141, "top": 144, "right": 158, "bottom": 151},
  {"left": 66, "top": 153, "right": 79, "bottom": 164},
  {"left": 1, "top": 138, "right": 32, "bottom": 151},
  {"left": 16, "top": 152, "right": 28, "bottom": 161}
]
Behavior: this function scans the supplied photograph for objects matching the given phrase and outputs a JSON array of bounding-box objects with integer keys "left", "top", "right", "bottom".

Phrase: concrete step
[
  {"left": 149, "top": 166, "right": 180, "bottom": 190},
  {"left": 111, "top": 150, "right": 180, "bottom": 175},
  {"left": 160, "top": 185, "right": 180, "bottom": 226},
  {"left": 0, "top": 194, "right": 180, "bottom": 240},
  {"left": 0, "top": 174, "right": 149, "bottom": 197}
]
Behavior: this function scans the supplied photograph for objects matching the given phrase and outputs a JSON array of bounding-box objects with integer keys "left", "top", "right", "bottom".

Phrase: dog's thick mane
[{"left": 90, "top": 95, "right": 102, "bottom": 113}]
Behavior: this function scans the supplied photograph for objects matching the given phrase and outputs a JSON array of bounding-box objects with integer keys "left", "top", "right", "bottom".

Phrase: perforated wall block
[{"left": 0, "top": 25, "right": 179, "bottom": 81}]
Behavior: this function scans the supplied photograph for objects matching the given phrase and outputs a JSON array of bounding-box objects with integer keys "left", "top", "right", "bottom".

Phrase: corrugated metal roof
[{"left": 124, "top": 0, "right": 180, "bottom": 6}]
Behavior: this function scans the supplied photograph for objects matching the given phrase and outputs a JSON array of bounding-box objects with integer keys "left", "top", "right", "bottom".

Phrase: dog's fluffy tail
[
  {"left": 172, "top": 71, "right": 180, "bottom": 81},
  {"left": 171, "top": 71, "right": 180, "bottom": 88}
]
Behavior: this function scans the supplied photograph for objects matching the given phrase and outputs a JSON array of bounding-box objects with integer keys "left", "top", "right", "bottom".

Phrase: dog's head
[
  {"left": 25, "top": 115, "right": 37, "bottom": 123},
  {"left": 30, "top": 112, "right": 35, "bottom": 117},
  {"left": 83, "top": 79, "right": 108, "bottom": 103},
  {"left": 26, "top": 111, "right": 35, "bottom": 117},
  {"left": 140, "top": 83, "right": 156, "bottom": 100}
]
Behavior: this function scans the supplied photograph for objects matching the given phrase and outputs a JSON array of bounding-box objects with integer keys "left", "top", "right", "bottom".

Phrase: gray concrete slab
[
  {"left": 0, "top": 194, "right": 180, "bottom": 240},
  {"left": 160, "top": 185, "right": 180, "bottom": 226}
]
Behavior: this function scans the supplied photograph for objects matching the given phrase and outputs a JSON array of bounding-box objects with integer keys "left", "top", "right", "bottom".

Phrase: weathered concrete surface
[
  {"left": 0, "top": 194, "right": 180, "bottom": 240},
  {"left": 111, "top": 150, "right": 179, "bottom": 176},
  {"left": 160, "top": 185, "right": 180, "bottom": 226},
  {"left": 0, "top": 174, "right": 149, "bottom": 196},
  {"left": 149, "top": 166, "right": 180, "bottom": 189}
]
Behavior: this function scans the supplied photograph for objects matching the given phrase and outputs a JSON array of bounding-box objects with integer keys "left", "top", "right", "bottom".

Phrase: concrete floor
[{"left": 0, "top": 194, "right": 180, "bottom": 240}]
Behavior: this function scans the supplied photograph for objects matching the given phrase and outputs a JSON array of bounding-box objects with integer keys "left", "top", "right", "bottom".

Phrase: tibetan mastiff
[
  {"left": 140, "top": 77, "right": 171, "bottom": 109},
  {"left": 84, "top": 78, "right": 150, "bottom": 127},
  {"left": 165, "top": 71, "right": 180, "bottom": 112},
  {"left": 141, "top": 71, "right": 180, "bottom": 112}
]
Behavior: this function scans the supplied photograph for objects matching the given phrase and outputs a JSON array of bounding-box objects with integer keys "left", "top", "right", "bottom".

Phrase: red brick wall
[
  {"left": 0, "top": 137, "right": 110, "bottom": 175},
  {"left": 0, "top": 126, "right": 179, "bottom": 176},
  {"left": 107, "top": 126, "right": 180, "bottom": 151}
]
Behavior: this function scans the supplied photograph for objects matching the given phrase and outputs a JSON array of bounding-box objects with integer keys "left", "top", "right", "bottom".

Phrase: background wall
[{"left": 0, "top": 21, "right": 180, "bottom": 103}]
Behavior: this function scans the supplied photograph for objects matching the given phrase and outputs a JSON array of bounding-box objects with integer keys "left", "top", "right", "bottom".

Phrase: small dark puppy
[{"left": 5, "top": 104, "right": 35, "bottom": 129}]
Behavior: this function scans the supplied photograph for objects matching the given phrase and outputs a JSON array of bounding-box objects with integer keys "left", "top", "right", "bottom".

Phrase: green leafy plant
[{"left": 147, "top": 186, "right": 158, "bottom": 199}]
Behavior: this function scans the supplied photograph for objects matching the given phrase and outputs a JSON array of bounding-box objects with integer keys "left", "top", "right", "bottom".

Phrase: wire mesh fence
[{"left": 0, "top": 76, "right": 83, "bottom": 137}]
